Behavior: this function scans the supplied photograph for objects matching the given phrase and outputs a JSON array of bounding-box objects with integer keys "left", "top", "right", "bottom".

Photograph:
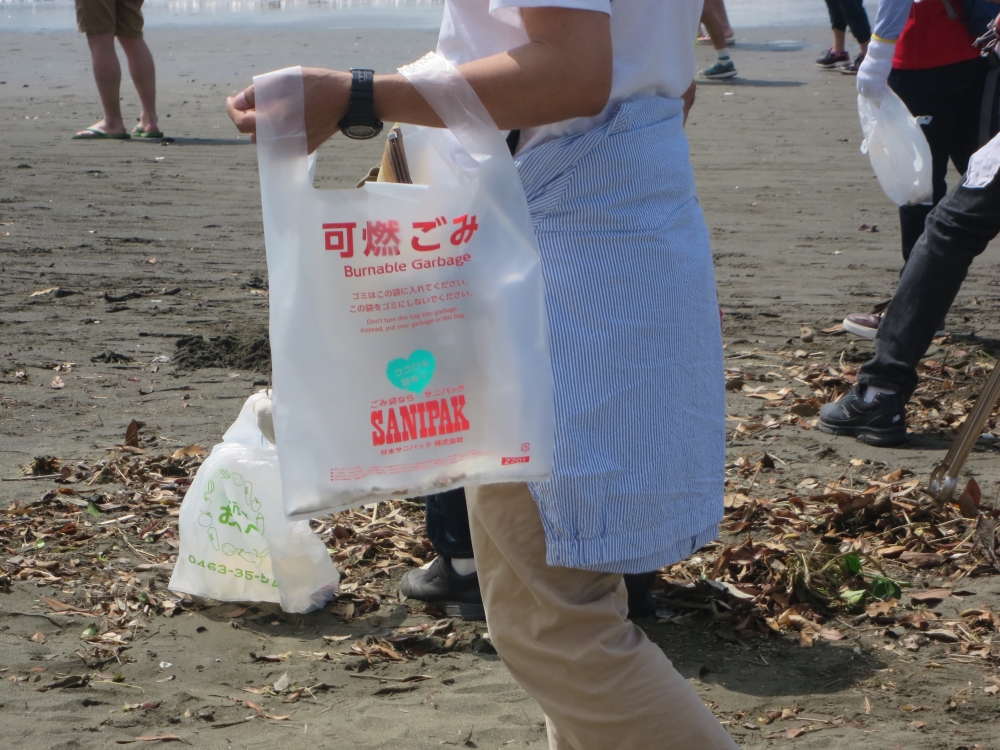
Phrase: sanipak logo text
[{"left": 371, "top": 395, "right": 471, "bottom": 446}]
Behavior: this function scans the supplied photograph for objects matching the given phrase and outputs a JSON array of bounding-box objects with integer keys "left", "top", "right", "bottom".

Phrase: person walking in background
[
  {"left": 816, "top": 0, "right": 871, "bottom": 72},
  {"left": 840, "top": 0, "right": 993, "bottom": 340},
  {"left": 698, "top": 0, "right": 735, "bottom": 46},
  {"left": 699, "top": 0, "right": 738, "bottom": 80},
  {"left": 72, "top": 0, "right": 162, "bottom": 139}
]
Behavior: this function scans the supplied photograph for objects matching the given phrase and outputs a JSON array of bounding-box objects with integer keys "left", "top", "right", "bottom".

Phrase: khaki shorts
[{"left": 76, "top": 0, "right": 144, "bottom": 37}]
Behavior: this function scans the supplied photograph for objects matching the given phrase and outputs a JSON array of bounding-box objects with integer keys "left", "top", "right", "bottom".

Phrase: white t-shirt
[{"left": 436, "top": 0, "right": 704, "bottom": 152}]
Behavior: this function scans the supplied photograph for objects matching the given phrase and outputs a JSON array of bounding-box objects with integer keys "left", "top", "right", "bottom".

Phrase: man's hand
[
  {"left": 226, "top": 86, "right": 257, "bottom": 140},
  {"left": 227, "top": 68, "right": 352, "bottom": 154},
  {"left": 681, "top": 81, "right": 696, "bottom": 126}
]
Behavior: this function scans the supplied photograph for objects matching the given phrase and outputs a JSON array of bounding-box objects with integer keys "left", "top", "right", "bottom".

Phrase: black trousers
[
  {"left": 889, "top": 57, "right": 990, "bottom": 260},
  {"left": 823, "top": 0, "right": 871, "bottom": 44},
  {"left": 857, "top": 167, "right": 1000, "bottom": 399},
  {"left": 424, "top": 488, "right": 475, "bottom": 559}
]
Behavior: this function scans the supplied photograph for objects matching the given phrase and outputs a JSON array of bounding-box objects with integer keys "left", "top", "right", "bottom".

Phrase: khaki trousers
[{"left": 466, "top": 482, "right": 738, "bottom": 750}]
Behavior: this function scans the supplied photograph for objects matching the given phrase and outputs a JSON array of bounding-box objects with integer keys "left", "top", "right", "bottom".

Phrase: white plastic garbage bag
[
  {"left": 858, "top": 90, "right": 933, "bottom": 206},
  {"left": 253, "top": 52, "right": 554, "bottom": 520},
  {"left": 168, "top": 392, "right": 339, "bottom": 613}
]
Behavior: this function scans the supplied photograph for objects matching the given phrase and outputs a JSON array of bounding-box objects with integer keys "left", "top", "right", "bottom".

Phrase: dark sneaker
[
  {"left": 400, "top": 556, "right": 485, "bottom": 620},
  {"left": 701, "top": 60, "right": 738, "bottom": 79},
  {"left": 818, "top": 385, "right": 908, "bottom": 446},
  {"left": 839, "top": 53, "right": 865, "bottom": 75},
  {"left": 816, "top": 48, "right": 850, "bottom": 68}
]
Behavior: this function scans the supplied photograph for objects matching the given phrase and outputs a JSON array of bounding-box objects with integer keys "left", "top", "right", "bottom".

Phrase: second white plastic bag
[
  {"left": 858, "top": 90, "right": 933, "bottom": 206},
  {"left": 168, "top": 393, "right": 340, "bottom": 613},
  {"left": 254, "top": 53, "right": 554, "bottom": 520}
]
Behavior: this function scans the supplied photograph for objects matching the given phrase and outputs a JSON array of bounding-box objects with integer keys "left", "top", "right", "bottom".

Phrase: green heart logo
[{"left": 386, "top": 349, "right": 436, "bottom": 394}]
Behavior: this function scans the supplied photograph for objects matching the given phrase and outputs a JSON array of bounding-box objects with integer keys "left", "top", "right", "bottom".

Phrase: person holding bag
[
  {"left": 838, "top": 0, "right": 996, "bottom": 345},
  {"left": 228, "top": 3, "right": 733, "bottom": 748}
]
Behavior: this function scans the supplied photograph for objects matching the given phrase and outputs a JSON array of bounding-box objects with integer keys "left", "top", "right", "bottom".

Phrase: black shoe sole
[
  {"left": 817, "top": 420, "right": 908, "bottom": 447},
  {"left": 436, "top": 601, "right": 486, "bottom": 621}
]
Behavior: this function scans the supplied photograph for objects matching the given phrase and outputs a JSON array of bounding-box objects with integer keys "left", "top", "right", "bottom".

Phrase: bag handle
[
  {"left": 253, "top": 54, "right": 506, "bottom": 163},
  {"left": 397, "top": 52, "right": 507, "bottom": 160},
  {"left": 253, "top": 65, "right": 309, "bottom": 158}
]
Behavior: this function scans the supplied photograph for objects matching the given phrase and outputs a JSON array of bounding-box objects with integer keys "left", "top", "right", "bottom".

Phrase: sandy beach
[{"left": 2, "top": 18, "right": 1000, "bottom": 749}]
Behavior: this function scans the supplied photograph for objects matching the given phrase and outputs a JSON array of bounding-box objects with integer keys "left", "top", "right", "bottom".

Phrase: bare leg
[
  {"left": 860, "top": 39, "right": 869, "bottom": 55},
  {"left": 708, "top": 0, "right": 734, "bottom": 37},
  {"left": 701, "top": 5, "right": 729, "bottom": 52},
  {"left": 699, "top": 0, "right": 733, "bottom": 43},
  {"left": 119, "top": 35, "right": 158, "bottom": 132},
  {"left": 832, "top": 28, "right": 847, "bottom": 53},
  {"left": 77, "top": 33, "right": 126, "bottom": 136}
]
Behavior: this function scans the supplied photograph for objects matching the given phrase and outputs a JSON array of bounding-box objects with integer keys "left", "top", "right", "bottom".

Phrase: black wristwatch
[{"left": 338, "top": 68, "right": 383, "bottom": 140}]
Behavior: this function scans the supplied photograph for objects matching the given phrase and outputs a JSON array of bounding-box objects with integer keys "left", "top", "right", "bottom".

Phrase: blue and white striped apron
[{"left": 518, "top": 96, "right": 726, "bottom": 574}]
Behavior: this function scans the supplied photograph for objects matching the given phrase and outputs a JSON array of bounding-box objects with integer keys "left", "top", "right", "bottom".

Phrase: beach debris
[
  {"left": 38, "top": 674, "right": 91, "bottom": 691},
  {"left": 50, "top": 376, "right": 65, "bottom": 389},
  {"left": 91, "top": 351, "right": 134, "bottom": 364},
  {"left": 799, "top": 326, "right": 814, "bottom": 344},
  {"left": 103, "top": 290, "right": 147, "bottom": 303},
  {"left": 115, "top": 735, "right": 190, "bottom": 745},
  {"left": 244, "top": 700, "right": 290, "bottom": 721},
  {"left": 124, "top": 420, "right": 145, "bottom": 447},
  {"left": 1, "top": 329, "right": 997, "bottom": 704},
  {"left": 858, "top": 223, "right": 879, "bottom": 232}
]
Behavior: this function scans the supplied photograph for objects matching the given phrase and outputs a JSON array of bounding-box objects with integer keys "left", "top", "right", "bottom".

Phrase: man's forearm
[
  {"left": 227, "top": 7, "right": 611, "bottom": 152},
  {"left": 375, "top": 9, "right": 612, "bottom": 130}
]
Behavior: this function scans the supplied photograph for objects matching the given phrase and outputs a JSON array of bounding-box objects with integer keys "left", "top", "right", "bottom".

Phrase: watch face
[{"left": 345, "top": 125, "right": 378, "bottom": 140}]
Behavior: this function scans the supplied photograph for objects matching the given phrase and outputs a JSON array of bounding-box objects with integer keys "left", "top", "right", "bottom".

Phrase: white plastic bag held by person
[
  {"left": 858, "top": 89, "right": 933, "bottom": 206},
  {"left": 254, "top": 53, "right": 554, "bottom": 520},
  {"left": 168, "top": 393, "right": 339, "bottom": 613}
]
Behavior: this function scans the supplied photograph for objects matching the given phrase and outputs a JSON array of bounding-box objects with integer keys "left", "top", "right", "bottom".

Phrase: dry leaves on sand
[
  {"left": 655, "top": 449, "right": 1000, "bottom": 653},
  {"left": 243, "top": 700, "right": 290, "bottom": 721}
]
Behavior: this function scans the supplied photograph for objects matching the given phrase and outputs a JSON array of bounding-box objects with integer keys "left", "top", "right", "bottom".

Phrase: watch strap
[{"left": 339, "top": 68, "right": 382, "bottom": 134}]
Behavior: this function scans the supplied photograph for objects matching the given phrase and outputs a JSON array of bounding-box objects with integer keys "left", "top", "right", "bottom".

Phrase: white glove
[{"left": 857, "top": 39, "right": 894, "bottom": 104}]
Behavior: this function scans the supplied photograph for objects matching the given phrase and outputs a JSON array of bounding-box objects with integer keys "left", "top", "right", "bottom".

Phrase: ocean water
[
  {"left": 0, "top": 0, "right": 445, "bottom": 31},
  {"left": 0, "top": 0, "right": 869, "bottom": 33}
]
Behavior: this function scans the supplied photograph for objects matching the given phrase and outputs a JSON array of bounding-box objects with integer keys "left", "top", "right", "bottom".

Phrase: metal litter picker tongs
[{"left": 927, "top": 356, "right": 1000, "bottom": 507}]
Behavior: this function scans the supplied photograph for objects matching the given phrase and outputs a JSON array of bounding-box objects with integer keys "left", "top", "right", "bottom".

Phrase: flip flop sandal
[
  {"left": 131, "top": 126, "right": 165, "bottom": 138},
  {"left": 696, "top": 34, "right": 735, "bottom": 46},
  {"left": 72, "top": 127, "right": 130, "bottom": 140}
]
